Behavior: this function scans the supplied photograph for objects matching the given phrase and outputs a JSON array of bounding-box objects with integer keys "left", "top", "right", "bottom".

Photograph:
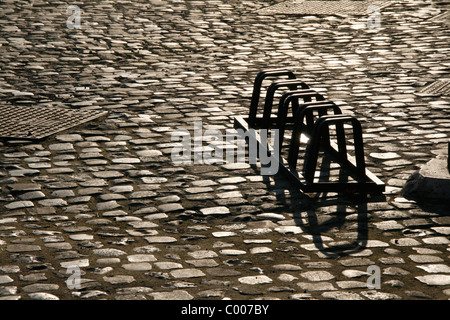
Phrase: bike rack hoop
[
  {"left": 274, "top": 91, "right": 328, "bottom": 141},
  {"left": 249, "top": 69, "right": 297, "bottom": 128},
  {"left": 303, "top": 114, "right": 366, "bottom": 184},
  {"left": 261, "top": 88, "right": 324, "bottom": 130}
]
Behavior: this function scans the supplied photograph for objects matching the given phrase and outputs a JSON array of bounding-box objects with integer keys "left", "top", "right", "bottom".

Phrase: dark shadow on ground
[{"left": 258, "top": 152, "right": 386, "bottom": 258}]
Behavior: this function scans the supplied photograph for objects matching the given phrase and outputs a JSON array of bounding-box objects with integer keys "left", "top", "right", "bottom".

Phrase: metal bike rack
[
  {"left": 287, "top": 101, "right": 343, "bottom": 165},
  {"left": 234, "top": 69, "right": 385, "bottom": 194}
]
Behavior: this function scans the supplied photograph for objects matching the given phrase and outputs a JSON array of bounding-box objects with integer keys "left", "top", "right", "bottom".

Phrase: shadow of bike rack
[{"left": 234, "top": 68, "right": 385, "bottom": 194}]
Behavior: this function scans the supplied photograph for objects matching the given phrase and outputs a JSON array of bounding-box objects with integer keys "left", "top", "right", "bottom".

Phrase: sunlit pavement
[{"left": 0, "top": 0, "right": 449, "bottom": 300}]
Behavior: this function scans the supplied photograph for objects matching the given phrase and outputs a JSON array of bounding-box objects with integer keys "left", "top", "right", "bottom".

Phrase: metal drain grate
[
  {"left": 418, "top": 80, "right": 450, "bottom": 96},
  {"left": 258, "top": 0, "right": 395, "bottom": 16},
  {"left": 0, "top": 105, "right": 107, "bottom": 140}
]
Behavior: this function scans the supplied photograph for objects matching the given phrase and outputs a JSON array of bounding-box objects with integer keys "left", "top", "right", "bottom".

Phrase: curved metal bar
[
  {"left": 248, "top": 69, "right": 296, "bottom": 128},
  {"left": 276, "top": 91, "right": 325, "bottom": 129},
  {"left": 274, "top": 91, "right": 326, "bottom": 149}
]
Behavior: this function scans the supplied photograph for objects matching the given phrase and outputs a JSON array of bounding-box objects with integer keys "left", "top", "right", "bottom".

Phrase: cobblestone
[{"left": 0, "top": 0, "right": 448, "bottom": 301}]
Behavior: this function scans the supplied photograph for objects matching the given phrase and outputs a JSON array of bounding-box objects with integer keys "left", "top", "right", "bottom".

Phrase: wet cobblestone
[{"left": 0, "top": 0, "right": 449, "bottom": 301}]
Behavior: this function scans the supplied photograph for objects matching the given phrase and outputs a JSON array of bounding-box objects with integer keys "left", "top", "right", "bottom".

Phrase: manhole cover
[
  {"left": 0, "top": 105, "right": 107, "bottom": 140},
  {"left": 417, "top": 80, "right": 450, "bottom": 96},
  {"left": 258, "top": 0, "right": 394, "bottom": 16}
]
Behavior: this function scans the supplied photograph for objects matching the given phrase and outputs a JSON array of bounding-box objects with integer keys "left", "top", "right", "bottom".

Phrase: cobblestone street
[{"left": 0, "top": 0, "right": 449, "bottom": 301}]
